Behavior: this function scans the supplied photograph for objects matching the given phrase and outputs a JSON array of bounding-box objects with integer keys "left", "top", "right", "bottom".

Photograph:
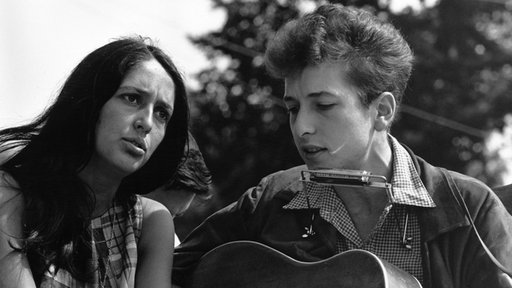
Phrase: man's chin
[{"left": 305, "top": 163, "right": 335, "bottom": 171}]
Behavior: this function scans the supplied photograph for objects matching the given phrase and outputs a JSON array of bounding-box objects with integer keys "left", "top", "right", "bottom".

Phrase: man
[
  {"left": 173, "top": 4, "right": 512, "bottom": 287},
  {"left": 146, "top": 135, "right": 212, "bottom": 246}
]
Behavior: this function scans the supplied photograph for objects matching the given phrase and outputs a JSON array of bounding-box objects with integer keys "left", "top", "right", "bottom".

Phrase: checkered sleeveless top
[{"left": 40, "top": 195, "right": 143, "bottom": 288}]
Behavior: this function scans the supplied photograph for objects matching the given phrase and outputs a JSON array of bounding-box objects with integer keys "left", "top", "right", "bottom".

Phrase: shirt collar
[{"left": 389, "top": 135, "right": 435, "bottom": 207}]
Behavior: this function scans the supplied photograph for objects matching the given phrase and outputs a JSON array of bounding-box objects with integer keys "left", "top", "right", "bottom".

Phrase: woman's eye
[
  {"left": 155, "top": 109, "right": 171, "bottom": 123},
  {"left": 123, "top": 94, "right": 139, "bottom": 104}
]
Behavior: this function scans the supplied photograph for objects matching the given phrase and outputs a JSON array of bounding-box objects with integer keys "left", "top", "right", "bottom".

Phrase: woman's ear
[{"left": 374, "top": 92, "right": 396, "bottom": 132}]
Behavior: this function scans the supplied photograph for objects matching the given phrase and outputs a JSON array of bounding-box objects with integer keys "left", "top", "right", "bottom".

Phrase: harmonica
[{"left": 300, "top": 169, "right": 391, "bottom": 189}]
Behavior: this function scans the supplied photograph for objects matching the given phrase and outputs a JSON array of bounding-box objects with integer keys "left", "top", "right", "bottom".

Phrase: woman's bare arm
[
  {"left": 136, "top": 197, "right": 174, "bottom": 288},
  {"left": 0, "top": 171, "right": 36, "bottom": 288}
]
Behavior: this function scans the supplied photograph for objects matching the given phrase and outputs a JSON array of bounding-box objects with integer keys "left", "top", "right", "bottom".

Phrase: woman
[{"left": 0, "top": 36, "right": 189, "bottom": 287}]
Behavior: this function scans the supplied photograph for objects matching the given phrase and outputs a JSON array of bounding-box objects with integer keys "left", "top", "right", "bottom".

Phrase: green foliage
[{"left": 176, "top": 0, "right": 512, "bottom": 235}]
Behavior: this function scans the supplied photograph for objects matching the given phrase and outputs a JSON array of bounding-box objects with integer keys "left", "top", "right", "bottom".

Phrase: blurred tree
[
  {"left": 175, "top": 0, "right": 512, "bottom": 237},
  {"left": 391, "top": 0, "right": 512, "bottom": 186}
]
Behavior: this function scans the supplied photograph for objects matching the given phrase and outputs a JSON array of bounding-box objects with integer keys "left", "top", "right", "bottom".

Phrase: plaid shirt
[
  {"left": 283, "top": 136, "right": 435, "bottom": 284},
  {"left": 40, "top": 196, "right": 143, "bottom": 288}
]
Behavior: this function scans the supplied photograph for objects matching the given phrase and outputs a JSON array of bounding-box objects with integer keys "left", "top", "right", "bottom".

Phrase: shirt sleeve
[{"left": 172, "top": 181, "right": 266, "bottom": 287}]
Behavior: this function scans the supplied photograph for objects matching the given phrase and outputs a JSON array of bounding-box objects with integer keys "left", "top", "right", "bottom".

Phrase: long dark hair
[{"left": 0, "top": 36, "right": 189, "bottom": 283}]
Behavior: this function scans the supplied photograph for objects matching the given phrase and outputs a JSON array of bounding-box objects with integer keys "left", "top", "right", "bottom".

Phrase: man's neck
[
  {"left": 361, "top": 133, "right": 393, "bottom": 181},
  {"left": 334, "top": 185, "right": 390, "bottom": 241},
  {"left": 336, "top": 133, "right": 394, "bottom": 240}
]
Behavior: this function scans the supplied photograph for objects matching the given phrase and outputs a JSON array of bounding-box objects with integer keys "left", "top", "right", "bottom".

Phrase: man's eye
[
  {"left": 286, "top": 106, "right": 299, "bottom": 114},
  {"left": 317, "top": 103, "right": 335, "bottom": 110}
]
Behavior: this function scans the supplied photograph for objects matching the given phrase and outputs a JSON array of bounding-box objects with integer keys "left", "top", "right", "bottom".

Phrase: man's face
[{"left": 283, "top": 62, "right": 378, "bottom": 171}]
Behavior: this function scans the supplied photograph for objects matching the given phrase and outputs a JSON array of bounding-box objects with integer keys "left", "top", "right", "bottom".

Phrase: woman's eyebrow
[{"left": 157, "top": 100, "right": 174, "bottom": 112}]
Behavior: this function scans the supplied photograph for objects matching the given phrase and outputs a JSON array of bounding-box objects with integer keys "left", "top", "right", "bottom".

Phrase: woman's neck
[{"left": 78, "top": 165, "right": 122, "bottom": 217}]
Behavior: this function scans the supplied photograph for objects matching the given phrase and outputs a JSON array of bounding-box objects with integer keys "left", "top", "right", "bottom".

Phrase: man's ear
[{"left": 374, "top": 92, "right": 396, "bottom": 132}]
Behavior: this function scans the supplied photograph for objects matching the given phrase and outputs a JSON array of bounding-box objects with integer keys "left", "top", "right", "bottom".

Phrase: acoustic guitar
[{"left": 190, "top": 240, "right": 422, "bottom": 288}]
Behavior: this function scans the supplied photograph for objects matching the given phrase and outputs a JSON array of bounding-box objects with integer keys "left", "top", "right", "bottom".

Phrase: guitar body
[{"left": 190, "top": 241, "right": 422, "bottom": 288}]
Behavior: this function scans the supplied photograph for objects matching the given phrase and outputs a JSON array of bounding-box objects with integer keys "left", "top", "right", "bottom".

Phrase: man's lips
[{"left": 301, "top": 145, "right": 327, "bottom": 155}]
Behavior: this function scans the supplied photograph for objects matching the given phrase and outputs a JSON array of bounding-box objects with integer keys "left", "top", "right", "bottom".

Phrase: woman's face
[{"left": 88, "top": 58, "right": 176, "bottom": 179}]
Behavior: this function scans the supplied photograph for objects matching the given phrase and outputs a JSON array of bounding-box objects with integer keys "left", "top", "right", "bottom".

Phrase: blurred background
[{"left": 2, "top": 0, "right": 512, "bottom": 237}]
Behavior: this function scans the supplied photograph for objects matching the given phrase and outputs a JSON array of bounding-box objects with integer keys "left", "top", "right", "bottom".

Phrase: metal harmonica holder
[{"left": 300, "top": 169, "right": 394, "bottom": 201}]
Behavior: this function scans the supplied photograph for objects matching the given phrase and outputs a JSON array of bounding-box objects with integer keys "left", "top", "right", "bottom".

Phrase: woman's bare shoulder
[
  {"left": 136, "top": 196, "right": 174, "bottom": 288},
  {"left": 0, "top": 170, "right": 23, "bottom": 208},
  {"left": 140, "top": 196, "right": 172, "bottom": 216},
  {"left": 138, "top": 196, "right": 174, "bottom": 246},
  {"left": 0, "top": 170, "right": 25, "bottom": 249},
  {"left": 0, "top": 170, "right": 34, "bottom": 288}
]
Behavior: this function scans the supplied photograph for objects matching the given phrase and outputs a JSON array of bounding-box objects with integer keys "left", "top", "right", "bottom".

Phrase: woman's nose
[{"left": 134, "top": 109, "right": 153, "bottom": 134}]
